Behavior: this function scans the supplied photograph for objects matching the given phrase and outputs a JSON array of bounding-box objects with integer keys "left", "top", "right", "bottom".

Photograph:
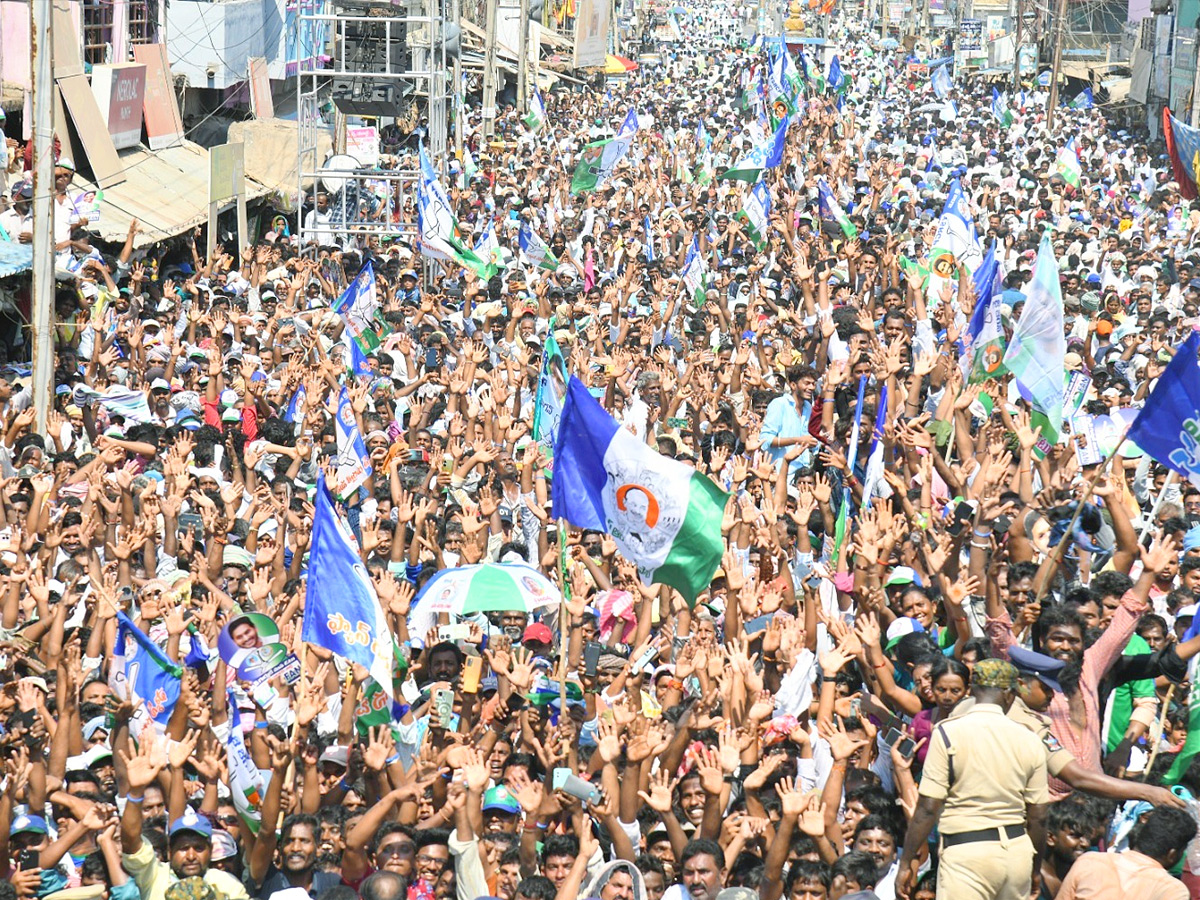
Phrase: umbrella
[
  {"left": 669, "top": 4, "right": 687, "bottom": 12},
  {"left": 604, "top": 54, "right": 639, "bottom": 75},
  {"left": 880, "top": 38, "right": 899, "bottom": 49},
  {"left": 415, "top": 562, "right": 562, "bottom": 616}
]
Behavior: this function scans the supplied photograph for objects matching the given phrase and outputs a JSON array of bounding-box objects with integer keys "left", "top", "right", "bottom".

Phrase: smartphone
[
  {"left": 666, "top": 416, "right": 689, "bottom": 429},
  {"left": 882, "top": 727, "right": 903, "bottom": 748},
  {"left": 425, "top": 347, "right": 440, "bottom": 369},
  {"left": 897, "top": 736, "right": 916, "bottom": 759},
  {"left": 438, "top": 623, "right": 472, "bottom": 643},
  {"left": 178, "top": 512, "right": 204, "bottom": 538},
  {"left": 631, "top": 643, "right": 658, "bottom": 672},
  {"left": 461, "top": 655, "right": 482, "bottom": 693},
  {"left": 433, "top": 688, "right": 454, "bottom": 726},
  {"left": 583, "top": 641, "right": 604, "bottom": 677},
  {"left": 407, "top": 449, "right": 429, "bottom": 463},
  {"left": 16, "top": 848, "right": 38, "bottom": 871},
  {"left": 552, "top": 767, "right": 600, "bottom": 804}
]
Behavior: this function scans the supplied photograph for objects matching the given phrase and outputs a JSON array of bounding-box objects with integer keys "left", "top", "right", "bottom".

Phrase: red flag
[{"left": 1164, "top": 107, "right": 1199, "bottom": 201}]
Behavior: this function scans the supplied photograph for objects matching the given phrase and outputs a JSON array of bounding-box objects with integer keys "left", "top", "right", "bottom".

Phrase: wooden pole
[{"left": 1033, "top": 435, "right": 1126, "bottom": 601}]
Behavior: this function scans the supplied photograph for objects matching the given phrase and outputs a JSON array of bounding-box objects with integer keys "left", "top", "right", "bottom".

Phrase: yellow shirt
[{"left": 121, "top": 838, "right": 250, "bottom": 900}]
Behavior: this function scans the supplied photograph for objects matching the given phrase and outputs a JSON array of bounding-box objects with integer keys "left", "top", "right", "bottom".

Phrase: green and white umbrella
[{"left": 415, "top": 562, "right": 562, "bottom": 617}]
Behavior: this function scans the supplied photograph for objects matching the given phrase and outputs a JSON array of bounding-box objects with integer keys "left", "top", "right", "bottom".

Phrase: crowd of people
[{"left": 1, "top": 4, "right": 1200, "bottom": 900}]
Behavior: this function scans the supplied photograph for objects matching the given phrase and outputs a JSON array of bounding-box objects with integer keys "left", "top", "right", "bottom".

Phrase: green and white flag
[
  {"left": 737, "top": 181, "right": 772, "bottom": 250},
  {"left": 524, "top": 88, "right": 547, "bottom": 132},
  {"left": 719, "top": 142, "right": 768, "bottom": 183},
  {"left": 570, "top": 135, "right": 633, "bottom": 194},
  {"left": 1003, "top": 235, "right": 1066, "bottom": 447},
  {"left": 225, "top": 690, "right": 266, "bottom": 834},
  {"left": 1054, "top": 137, "right": 1082, "bottom": 190},
  {"left": 552, "top": 376, "right": 728, "bottom": 605}
]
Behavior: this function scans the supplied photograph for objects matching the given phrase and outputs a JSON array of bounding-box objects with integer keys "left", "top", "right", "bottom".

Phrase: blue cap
[
  {"left": 10, "top": 814, "right": 48, "bottom": 837},
  {"left": 1009, "top": 646, "right": 1065, "bottom": 694},
  {"left": 168, "top": 810, "right": 213, "bottom": 841},
  {"left": 482, "top": 785, "right": 521, "bottom": 815}
]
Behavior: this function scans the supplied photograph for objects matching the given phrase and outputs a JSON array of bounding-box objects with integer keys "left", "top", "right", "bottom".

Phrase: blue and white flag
[
  {"left": 304, "top": 473, "right": 396, "bottom": 696},
  {"left": 931, "top": 64, "right": 951, "bottom": 99},
  {"left": 697, "top": 118, "right": 711, "bottom": 150},
  {"left": 284, "top": 383, "right": 307, "bottom": 424},
  {"left": 1126, "top": 331, "right": 1200, "bottom": 487},
  {"left": 108, "top": 612, "right": 182, "bottom": 735},
  {"left": 346, "top": 332, "right": 373, "bottom": 377},
  {"left": 1068, "top": 86, "right": 1094, "bottom": 109},
  {"left": 828, "top": 55, "right": 845, "bottom": 92},
  {"left": 928, "top": 179, "right": 983, "bottom": 286},
  {"left": 418, "top": 143, "right": 439, "bottom": 185},
  {"left": 862, "top": 385, "right": 890, "bottom": 508},
  {"left": 333, "top": 261, "right": 388, "bottom": 354},
  {"left": 1037, "top": 70, "right": 1052, "bottom": 87},
  {"left": 519, "top": 220, "right": 559, "bottom": 271},
  {"left": 991, "top": 88, "right": 1013, "bottom": 126},
  {"left": 766, "top": 116, "right": 788, "bottom": 169},
  {"left": 963, "top": 242, "right": 1006, "bottom": 383},
  {"left": 552, "top": 376, "right": 727, "bottom": 603},
  {"left": 333, "top": 386, "right": 372, "bottom": 499},
  {"left": 618, "top": 107, "right": 640, "bottom": 137},
  {"left": 524, "top": 87, "right": 547, "bottom": 131}
]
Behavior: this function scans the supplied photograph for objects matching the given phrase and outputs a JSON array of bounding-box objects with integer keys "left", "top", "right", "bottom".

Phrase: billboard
[{"left": 574, "top": 0, "right": 611, "bottom": 68}]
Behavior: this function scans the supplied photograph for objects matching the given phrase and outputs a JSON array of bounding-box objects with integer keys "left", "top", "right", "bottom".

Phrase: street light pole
[
  {"left": 30, "top": 0, "right": 55, "bottom": 435},
  {"left": 482, "top": 0, "right": 499, "bottom": 137},
  {"left": 1046, "top": 0, "right": 1066, "bottom": 129}
]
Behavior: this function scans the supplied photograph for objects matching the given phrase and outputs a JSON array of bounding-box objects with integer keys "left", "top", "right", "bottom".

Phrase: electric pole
[
  {"left": 518, "top": 0, "right": 530, "bottom": 113},
  {"left": 482, "top": 0, "right": 499, "bottom": 137},
  {"left": 1012, "top": 0, "right": 1022, "bottom": 90},
  {"left": 1046, "top": 0, "right": 1066, "bottom": 129},
  {"left": 30, "top": 0, "right": 55, "bottom": 435},
  {"left": 452, "top": 0, "right": 463, "bottom": 161}
]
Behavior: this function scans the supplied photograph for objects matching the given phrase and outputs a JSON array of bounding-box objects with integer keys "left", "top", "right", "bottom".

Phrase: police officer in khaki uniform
[
  {"left": 1007, "top": 646, "right": 1184, "bottom": 809},
  {"left": 897, "top": 659, "right": 1049, "bottom": 900}
]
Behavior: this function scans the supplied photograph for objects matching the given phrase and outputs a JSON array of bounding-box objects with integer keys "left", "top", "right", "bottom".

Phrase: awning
[
  {"left": 0, "top": 242, "right": 33, "bottom": 278},
  {"left": 227, "top": 118, "right": 334, "bottom": 212},
  {"left": 74, "top": 141, "right": 271, "bottom": 247}
]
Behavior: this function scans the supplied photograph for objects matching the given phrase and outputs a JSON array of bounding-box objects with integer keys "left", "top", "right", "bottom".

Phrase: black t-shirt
[{"left": 255, "top": 867, "right": 343, "bottom": 900}]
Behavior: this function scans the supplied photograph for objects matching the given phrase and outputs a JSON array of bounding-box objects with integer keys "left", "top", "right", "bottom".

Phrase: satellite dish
[{"left": 320, "top": 154, "right": 361, "bottom": 193}]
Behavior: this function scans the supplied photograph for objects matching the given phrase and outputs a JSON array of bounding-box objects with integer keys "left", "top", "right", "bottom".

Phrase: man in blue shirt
[{"left": 759, "top": 364, "right": 820, "bottom": 474}]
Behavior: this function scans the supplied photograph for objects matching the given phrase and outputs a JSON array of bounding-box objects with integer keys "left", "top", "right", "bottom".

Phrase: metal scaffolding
[{"left": 296, "top": 0, "right": 450, "bottom": 248}]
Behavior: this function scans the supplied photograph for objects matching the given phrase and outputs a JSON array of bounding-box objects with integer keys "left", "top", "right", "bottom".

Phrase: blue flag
[
  {"left": 931, "top": 64, "right": 951, "bottom": 99},
  {"left": 333, "top": 386, "right": 372, "bottom": 499},
  {"left": 618, "top": 108, "right": 639, "bottom": 137},
  {"left": 1126, "top": 331, "right": 1200, "bottom": 488},
  {"left": 766, "top": 117, "right": 788, "bottom": 169},
  {"left": 963, "top": 242, "right": 1006, "bottom": 382},
  {"left": 284, "top": 383, "right": 306, "bottom": 423},
  {"left": 644, "top": 215, "right": 655, "bottom": 262},
  {"left": 109, "top": 612, "right": 182, "bottom": 733},
  {"left": 828, "top": 55, "right": 844, "bottom": 92},
  {"left": 304, "top": 474, "right": 396, "bottom": 697},
  {"left": 347, "top": 334, "right": 373, "bottom": 377}
]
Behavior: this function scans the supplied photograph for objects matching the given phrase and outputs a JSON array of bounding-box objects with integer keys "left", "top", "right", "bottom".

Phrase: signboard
[
  {"left": 208, "top": 142, "right": 248, "bottom": 263},
  {"left": 89, "top": 63, "right": 147, "bottom": 150},
  {"left": 573, "top": 0, "right": 611, "bottom": 68},
  {"left": 346, "top": 126, "right": 380, "bottom": 167},
  {"left": 986, "top": 14, "right": 1006, "bottom": 40},
  {"left": 132, "top": 44, "right": 185, "bottom": 151},
  {"left": 210, "top": 142, "right": 245, "bottom": 203},
  {"left": 959, "top": 18, "right": 983, "bottom": 51},
  {"left": 248, "top": 57, "right": 274, "bottom": 119}
]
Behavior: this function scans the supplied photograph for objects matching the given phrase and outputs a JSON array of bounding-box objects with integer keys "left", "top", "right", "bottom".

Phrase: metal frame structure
[{"left": 296, "top": 0, "right": 450, "bottom": 249}]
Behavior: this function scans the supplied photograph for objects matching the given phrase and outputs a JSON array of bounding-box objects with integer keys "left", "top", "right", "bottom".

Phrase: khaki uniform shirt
[
  {"left": 1007, "top": 695, "right": 1076, "bottom": 778},
  {"left": 918, "top": 701, "right": 1050, "bottom": 835}
]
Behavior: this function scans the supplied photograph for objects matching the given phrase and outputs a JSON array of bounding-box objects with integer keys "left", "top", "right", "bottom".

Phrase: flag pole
[
  {"left": 1144, "top": 683, "right": 1176, "bottom": 777},
  {"left": 558, "top": 516, "right": 570, "bottom": 715},
  {"left": 1033, "top": 434, "right": 1127, "bottom": 601},
  {"left": 1139, "top": 471, "right": 1178, "bottom": 540}
]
